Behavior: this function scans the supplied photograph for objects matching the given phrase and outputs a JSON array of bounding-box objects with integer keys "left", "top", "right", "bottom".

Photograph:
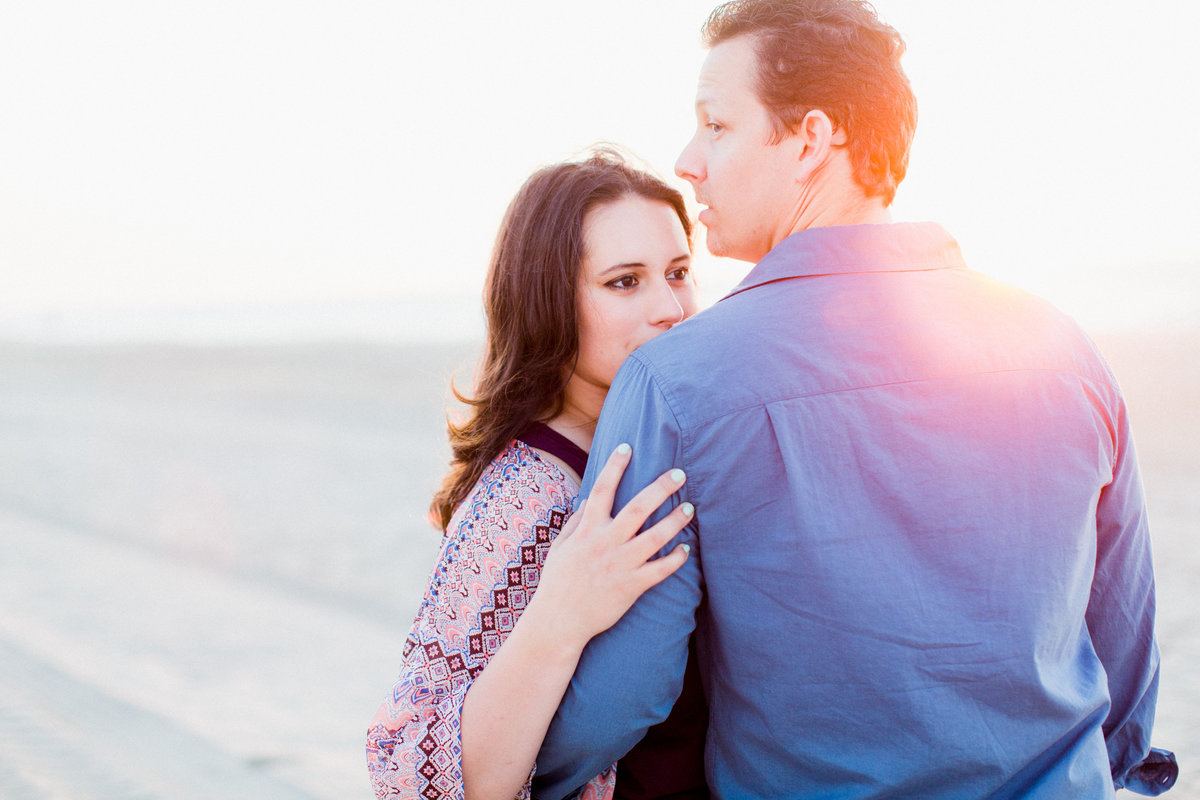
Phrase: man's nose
[{"left": 675, "top": 136, "right": 704, "bottom": 184}]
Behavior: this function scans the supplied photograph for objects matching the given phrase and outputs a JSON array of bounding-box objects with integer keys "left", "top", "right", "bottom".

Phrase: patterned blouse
[{"left": 365, "top": 438, "right": 614, "bottom": 800}]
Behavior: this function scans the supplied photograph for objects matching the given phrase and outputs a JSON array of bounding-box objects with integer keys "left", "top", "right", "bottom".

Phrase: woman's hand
[
  {"left": 460, "top": 444, "right": 692, "bottom": 800},
  {"left": 527, "top": 443, "right": 694, "bottom": 653}
]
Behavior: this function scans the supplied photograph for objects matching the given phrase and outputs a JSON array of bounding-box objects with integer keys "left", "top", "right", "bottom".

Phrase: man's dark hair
[{"left": 703, "top": 0, "right": 917, "bottom": 205}]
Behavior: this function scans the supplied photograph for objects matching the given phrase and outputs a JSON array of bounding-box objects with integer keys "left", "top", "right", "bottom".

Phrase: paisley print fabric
[{"left": 366, "top": 441, "right": 615, "bottom": 800}]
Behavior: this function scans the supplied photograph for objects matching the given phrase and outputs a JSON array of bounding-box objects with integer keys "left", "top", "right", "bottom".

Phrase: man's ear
[{"left": 794, "top": 109, "right": 841, "bottom": 183}]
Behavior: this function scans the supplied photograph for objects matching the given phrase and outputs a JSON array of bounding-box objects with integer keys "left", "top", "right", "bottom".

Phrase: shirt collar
[{"left": 723, "top": 222, "right": 967, "bottom": 300}]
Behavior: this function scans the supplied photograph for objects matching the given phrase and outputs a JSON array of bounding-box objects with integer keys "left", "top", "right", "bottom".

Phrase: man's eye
[{"left": 706, "top": 122, "right": 723, "bottom": 134}]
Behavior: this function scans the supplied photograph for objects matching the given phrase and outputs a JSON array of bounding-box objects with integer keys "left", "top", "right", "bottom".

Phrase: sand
[{"left": 0, "top": 333, "right": 1195, "bottom": 798}]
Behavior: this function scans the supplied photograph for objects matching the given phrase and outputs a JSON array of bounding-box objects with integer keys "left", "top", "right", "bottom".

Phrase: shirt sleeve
[
  {"left": 1086, "top": 390, "right": 1174, "bottom": 794},
  {"left": 365, "top": 452, "right": 615, "bottom": 800},
  {"left": 533, "top": 356, "right": 703, "bottom": 800}
]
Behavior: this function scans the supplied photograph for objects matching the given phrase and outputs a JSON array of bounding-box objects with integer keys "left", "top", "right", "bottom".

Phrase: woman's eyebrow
[
  {"left": 598, "top": 262, "right": 648, "bottom": 276},
  {"left": 599, "top": 254, "right": 690, "bottom": 276}
]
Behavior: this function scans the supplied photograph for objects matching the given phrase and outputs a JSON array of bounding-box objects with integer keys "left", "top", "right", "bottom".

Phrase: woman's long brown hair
[{"left": 429, "top": 149, "right": 692, "bottom": 530}]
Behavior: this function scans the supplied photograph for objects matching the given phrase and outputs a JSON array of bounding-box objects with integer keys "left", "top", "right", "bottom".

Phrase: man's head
[{"left": 676, "top": 0, "right": 916, "bottom": 261}]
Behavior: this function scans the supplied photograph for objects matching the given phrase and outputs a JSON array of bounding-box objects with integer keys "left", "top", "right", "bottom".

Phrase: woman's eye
[
  {"left": 668, "top": 267, "right": 691, "bottom": 281},
  {"left": 607, "top": 275, "right": 638, "bottom": 289}
]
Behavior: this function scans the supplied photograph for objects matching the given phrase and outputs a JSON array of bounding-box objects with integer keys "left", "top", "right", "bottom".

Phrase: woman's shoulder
[
  {"left": 482, "top": 438, "right": 580, "bottom": 496},
  {"left": 419, "top": 441, "right": 579, "bottom": 653},
  {"left": 445, "top": 440, "right": 580, "bottom": 541}
]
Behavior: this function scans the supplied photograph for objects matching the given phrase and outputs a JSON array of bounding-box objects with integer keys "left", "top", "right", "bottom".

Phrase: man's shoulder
[
  {"left": 622, "top": 306, "right": 734, "bottom": 395},
  {"left": 626, "top": 263, "right": 1121, "bottom": 410},
  {"left": 633, "top": 296, "right": 751, "bottom": 373},
  {"left": 956, "top": 270, "right": 1120, "bottom": 387}
]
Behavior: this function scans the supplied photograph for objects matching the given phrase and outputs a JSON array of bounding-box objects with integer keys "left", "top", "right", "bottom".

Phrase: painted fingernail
[
  {"left": 681, "top": 543, "right": 691, "bottom": 554},
  {"left": 616, "top": 443, "right": 632, "bottom": 455},
  {"left": 670, "top": 469, "right": 686, "bottom": 484},
  {"left": 681, "top": 502, "right": 695, "bottom": 516}
]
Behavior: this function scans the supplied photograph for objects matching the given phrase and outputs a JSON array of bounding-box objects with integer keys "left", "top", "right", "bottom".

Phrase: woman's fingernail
[
  {"left": 616, "top": 443, "right": 632, "bottom": 455},
  {"left": 681, "top": 502, "right": 695, "bottom": 516},
  {"left": 670, "top": 469, "right": 686, "bottom": 484},
  {"left": 681, "top": 543, "right": 691, "bottom": 554}
]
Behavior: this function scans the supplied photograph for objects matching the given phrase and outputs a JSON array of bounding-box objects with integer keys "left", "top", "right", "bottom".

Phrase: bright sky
[{"left": 2, "top": 0, "right": 1198, "bottom": 339}]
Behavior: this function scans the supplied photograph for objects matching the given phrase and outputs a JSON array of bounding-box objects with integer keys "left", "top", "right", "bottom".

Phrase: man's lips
[{"left": 697, "top": 206, "right": 712, "bottom": 225}]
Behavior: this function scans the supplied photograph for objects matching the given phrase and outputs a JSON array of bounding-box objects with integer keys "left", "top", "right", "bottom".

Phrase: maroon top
[
  {"left": 518, "top": 422, "right": 710, "bottom": 799},
  {"left": 518, "top": 422, "right": 589, "bottom": 478}
]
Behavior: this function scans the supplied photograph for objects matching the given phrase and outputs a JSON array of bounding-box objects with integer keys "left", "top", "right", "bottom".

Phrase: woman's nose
[{"left": 651, "top": 282, "right": 687, "bottom": 327}]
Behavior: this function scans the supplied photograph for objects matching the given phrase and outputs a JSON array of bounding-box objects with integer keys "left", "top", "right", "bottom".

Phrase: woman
[{"left": 366, "top": 151, "right": 708, "bottom": 800}]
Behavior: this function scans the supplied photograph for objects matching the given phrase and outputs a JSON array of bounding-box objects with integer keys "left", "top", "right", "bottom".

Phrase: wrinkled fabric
[{"left": 534, "top": 223, "right": 1166, "bottom": 800}]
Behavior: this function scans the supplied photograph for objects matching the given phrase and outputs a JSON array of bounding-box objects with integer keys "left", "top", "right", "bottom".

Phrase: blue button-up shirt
[{"left": 533, "top": 223, "right": 1166, "bottom": 798}]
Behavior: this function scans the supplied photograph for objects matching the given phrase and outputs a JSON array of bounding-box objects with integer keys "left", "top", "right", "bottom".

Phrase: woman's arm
[
  {"left": 366, "top": 444, "right": 581, "bottom": 799},
  {"left": 460, "top": 444, "right": 694, "bottom": 800}
]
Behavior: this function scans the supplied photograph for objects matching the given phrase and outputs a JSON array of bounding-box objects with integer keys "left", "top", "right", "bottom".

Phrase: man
[{"left": 533, "top": 0, "right": 1175, "bottom": 797}]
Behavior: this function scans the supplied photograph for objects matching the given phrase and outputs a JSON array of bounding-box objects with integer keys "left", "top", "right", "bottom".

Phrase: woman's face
[{"left": 571, "top": 195, "right": 698, "bottom": 396}]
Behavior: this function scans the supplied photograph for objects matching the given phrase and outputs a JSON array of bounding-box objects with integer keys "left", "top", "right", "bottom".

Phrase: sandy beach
[{"left": 0, "top": 333, "right": 1195, "bottom": 798}]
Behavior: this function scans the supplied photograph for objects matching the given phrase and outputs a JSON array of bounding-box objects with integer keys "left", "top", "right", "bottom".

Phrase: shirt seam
[
  {"left": 625, "top": 353, "right": 701, "bottom": 512},
  {"left": 658, "top": 365, "right": 1121, "bottom": 430}
]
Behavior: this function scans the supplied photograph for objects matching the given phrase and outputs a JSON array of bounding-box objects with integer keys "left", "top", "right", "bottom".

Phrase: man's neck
[
  {"left": 778, "top": 154, "right": 893, "bottom": 239},
  {"left": 760, "top": 196, "right": 891, "bottom": 260},
  {"left": 805, "top": 199, "right": 892, "bottom": 229},
  {"left": 792, "top": 178, "right": 893, "bottom": 231}
]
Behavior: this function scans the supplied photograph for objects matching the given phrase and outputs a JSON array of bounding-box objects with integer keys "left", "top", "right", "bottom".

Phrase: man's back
[{"left": 534, "top": 223, "right": 1160, "bottom": 799}]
